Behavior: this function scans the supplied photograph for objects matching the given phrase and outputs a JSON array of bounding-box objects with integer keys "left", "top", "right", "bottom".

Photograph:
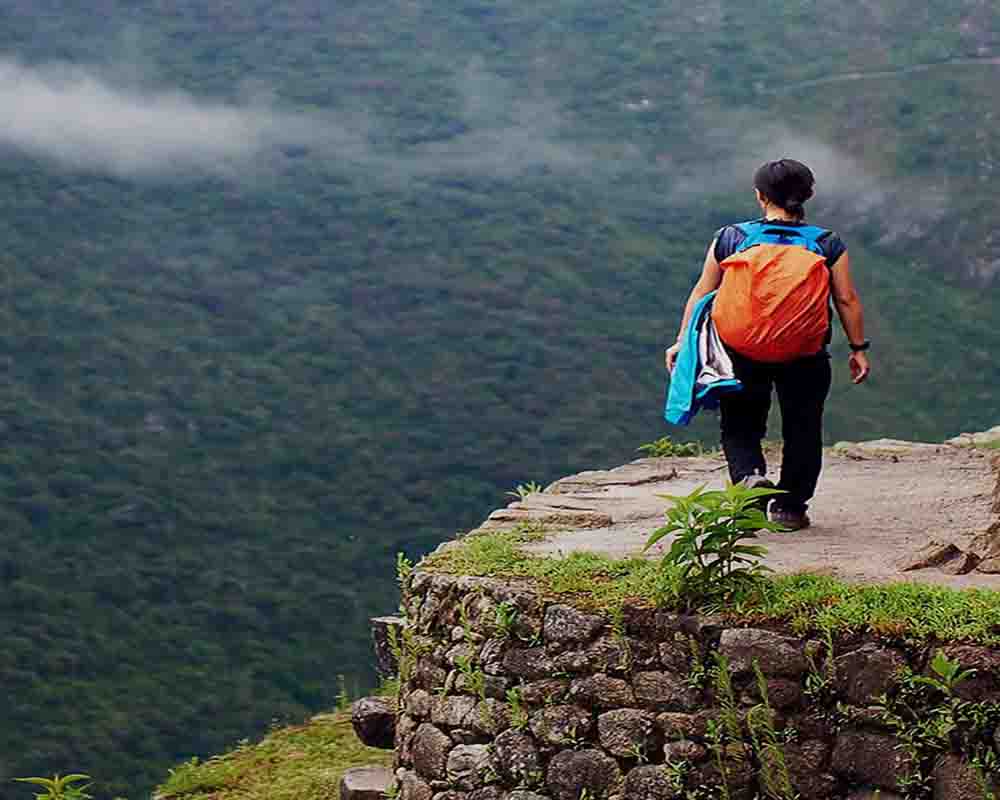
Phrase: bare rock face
[
  {"left": 520, "top": 678, "right": 569, "bottom": 705},
  {"left": 503, "top": 647, "right": 555, "bottom": 680},
  {"left": 398, "top": 768, "right": 434, "bottom": 800},
  {"left": 410, "top": 723, "right": 453, "bottom": 781},
  {"left": 493, "top": 729, "right": 541, "bottom": 784},
  {"left": 340, "top": 766, "right": 393, "bottom": 800},
  {"left": 371, "top": 615, "right": 405, "bottom": 678},
  {"left": 834, "top": 645, "right": 908, "bottom": 706},
  {"left": 896, "top": 540, "right": 963, "bottom": 572},
  {"left": 431, "top": 696, "right": 478, "bottom": 729},
  {"left": 529, "top": 704, "right": 593, "bottom": 747},
  {"left": 993, "top": 453, "right": 1000, "bottom": 514},
  {"left": 663, "top": 739, "right": 707, "bottom": 763},
  {"left": 782, "top": 740, "right": 836, "bottom": 800},
  {"left": 351, "top": 696, "right": 397, "bottom": 750},
  {"left": 941, "top": 550, "right": 981, "bottom": 575},
  {"left": 546, "top": 749, "right": 622, "bottom": 800},
  {"left": 689, "top": 755, "right": 755, "bottom": 800},
  {"left": 553, "top": 636, "right": 630, "bottom": 674},
  {"left": 544, "top": 604, "right": 606, "bottom": 649},
  {"left": 632, "top": 671, "right": 700, "bottom": 711},
  {"left": 570, "top": 674, "right": 636, "bottom": 710},
  {"left": 467, "top": 789, "right": 504, "bottom": 800},
  {"left": 596, "top": 708, "right": 660, "bottom": 758},
  {"left": 506, "top": 793, "right": 550, "bottom": 800},
  {"left": 718, "top": 629, "right": 808, "bottom": 678},
  {"left": 446, "top": 744, "right": 494, "bottom": 791},
  {"left": 657, "top": 712, "right": 704, "bottom": 740},
  {"left": 623, "top": 764, "right": 682, "bottom": 800},
  {"left": 831, "top": 730, "right": 915, "bottom": 791}
]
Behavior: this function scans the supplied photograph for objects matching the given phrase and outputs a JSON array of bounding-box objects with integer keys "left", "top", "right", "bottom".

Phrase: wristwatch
[{"left": 849, "top": 340, "right": 871, "bottom": 352}]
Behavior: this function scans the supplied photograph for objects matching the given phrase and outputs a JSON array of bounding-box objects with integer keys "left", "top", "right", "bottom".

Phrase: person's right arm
[
  {"left": 829, "top": 251, "right": 870, "bottom": 384},
  {"left": 665, "top": 240, "right": 724, "bottom": 371}
]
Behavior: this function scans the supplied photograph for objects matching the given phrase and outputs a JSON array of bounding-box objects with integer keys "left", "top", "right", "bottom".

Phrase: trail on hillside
[
  {"left": 473, "top": 441, "right": 1000, "bottom": 591},
  {"left": 761, "top": 56, "right": 1000, "bottom": 94}
]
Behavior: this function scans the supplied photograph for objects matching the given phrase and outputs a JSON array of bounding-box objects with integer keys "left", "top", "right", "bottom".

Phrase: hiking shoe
[
  {"left": 741, "top": 474, "right": 776, "bottom": 513},
  {"left": 771, "top": 508, "right": 811, "bottom": 531}
]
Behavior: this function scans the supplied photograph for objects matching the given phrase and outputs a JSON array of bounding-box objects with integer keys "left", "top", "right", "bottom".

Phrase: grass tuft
[
  {"left": 154, "top": 709, "right": 393, "bottom": 800},
  {"left": 422, "top": 530, "right": 1000, "bottom": 643}
]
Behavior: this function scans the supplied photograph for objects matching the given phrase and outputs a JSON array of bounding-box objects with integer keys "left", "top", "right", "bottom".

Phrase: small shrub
[
  {"left": 13, "top": 775, "right": 92, "bottom": 800},
  {"left": 644, "top": 483, "right": 785, "bottom": 606},
  {"left": 506, "top": 481, "right": 543, "bottom": 500},
  {"left": 637, "top": 436, "right": 703, "bottom": 458}
]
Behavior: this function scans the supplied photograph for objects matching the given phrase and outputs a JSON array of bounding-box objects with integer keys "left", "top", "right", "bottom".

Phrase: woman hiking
[{"left": 665, "top": 158, "right": 870, "bottom": 530}]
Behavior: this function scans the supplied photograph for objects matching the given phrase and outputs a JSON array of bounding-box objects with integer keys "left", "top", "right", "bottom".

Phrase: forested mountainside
[{"left": 1, "top": 1, "right": 998, "bottom": 797}]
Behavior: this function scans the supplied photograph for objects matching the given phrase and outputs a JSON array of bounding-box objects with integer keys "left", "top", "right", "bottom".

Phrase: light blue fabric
[
  {"left": 733, "top": 221, "right": 829, "bottom": 256},
  {"left": 664, "top": 291, "right": 742, "bottom": 426}
]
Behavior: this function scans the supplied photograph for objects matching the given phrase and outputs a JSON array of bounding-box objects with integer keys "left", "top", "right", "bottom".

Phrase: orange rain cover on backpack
[{"left": 711, "top": 222, "right": 832, "bottom": 363}]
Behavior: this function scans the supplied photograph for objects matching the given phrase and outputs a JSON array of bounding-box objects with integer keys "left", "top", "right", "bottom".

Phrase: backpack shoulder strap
[{"left": 733, "top": 221, "right": 830, "bottom": 257}]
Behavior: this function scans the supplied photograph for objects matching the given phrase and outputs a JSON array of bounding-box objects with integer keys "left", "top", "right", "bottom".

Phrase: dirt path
[
  {"left": 761, "top": 56, "right": 1000, "bottom": 94},
  {"left": 475, "top": 441, "right": 999, "bottom": 590}
]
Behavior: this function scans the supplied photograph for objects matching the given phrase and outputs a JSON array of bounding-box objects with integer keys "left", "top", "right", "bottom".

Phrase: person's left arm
[
  {"left": 664, "top": 241, "right": 724, "bottom": 371},
  {"left": 830, "top": 251, "right": 870, "bottom": 384}
]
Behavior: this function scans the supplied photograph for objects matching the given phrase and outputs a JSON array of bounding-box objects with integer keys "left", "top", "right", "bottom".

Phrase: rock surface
[
  {"left": 351, "top": 696, "right": 397, "bottom": 750},
  {"left": 517, "top": 444, "right": 999, "bottom": 591},
  {"left": 339, "top": 766, "right": 393, "bottom": 800},
  {"left": 371, "top": 615, "right": 405, "bottom": 678},
  {"left": 546, "top": 749, "right": 621, "bottom": 800}
]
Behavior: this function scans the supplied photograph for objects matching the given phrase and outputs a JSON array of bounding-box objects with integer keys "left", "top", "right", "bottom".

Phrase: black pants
[{"left": 719, "top": 349, "right": 832, "bottom": 513}]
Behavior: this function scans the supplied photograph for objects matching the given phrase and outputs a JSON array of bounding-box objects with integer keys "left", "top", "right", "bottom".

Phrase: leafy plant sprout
[
  {"left": 506, "top": 481, "right": 544, "bottom": 500},
  {"left": 637, "top": 436, "right": 703, "bottom": 458},
  {"left": 14, "top": 774, "right": 92, "bottom": 800},
  {"left": 644, "top": 483, "right": 786, "bottom": 606}
]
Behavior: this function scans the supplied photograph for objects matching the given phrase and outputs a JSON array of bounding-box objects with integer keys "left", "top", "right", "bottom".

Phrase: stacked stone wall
[{"left": 388, "top": 571, "right": 1000, "bottom": 800}]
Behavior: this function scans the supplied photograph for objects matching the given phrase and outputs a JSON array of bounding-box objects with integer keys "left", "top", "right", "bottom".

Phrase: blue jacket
[{"left": 664, "top": 291, "right": 742, "bottom": 425}]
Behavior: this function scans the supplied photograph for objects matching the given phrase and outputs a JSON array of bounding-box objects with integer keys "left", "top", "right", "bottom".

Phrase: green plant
[
  {"left": 625, "top": 741, "right": 650, "bottom": 764},
  {"left": 506, "top": 481, "right": 544, "bottom": 500},
  {"left": 748, "top": 663, "right": 799, "bottom": 800},
  {"left": 803, "top": 628, "right": 837, "bottom": 716},
  {"left": 637, "top": 436, "right": 703, "bottom": 458},
  {"left": 494, "top": 600, "right": 519, "bottom": 638},
  {"left": 455, "top": 653, "right": 486, "bottom": 701},
  {"left": 913, "top": 651, "right": 976, "bottom": 695},
  {"left": 507, "top": 687, "right": 529, "bottom": 730},
  {"left": 396, "top": 553, "right": 414, "bottom": 589},
  {"left": 335, "top": 674, "right": 352, "bottom": 712},
  {"left": 873, "top": 651, "right": 1000, "bottom": 798},
  {"left": 391, "top": 624, "right": 430, "bottom": 685},
  {"left": 13, "top": 775, "right": 92, "bottom": 800},
  {"left": 663, "top": 759, "right": 689, "bottom": 794},
  {"left": 644, "top": 484, "right": 786, "bottom": 606},
  {"left": 684, "top": 634, "right": 708, "bottom": 690}
]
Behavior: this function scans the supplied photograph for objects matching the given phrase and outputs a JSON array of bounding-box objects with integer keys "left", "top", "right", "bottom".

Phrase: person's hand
[
  {"left": 849, "top": 351, "right": 870, "bottom": 384},
  {"left": 665, "top": 342, "right": 681, "bottom": 373}
]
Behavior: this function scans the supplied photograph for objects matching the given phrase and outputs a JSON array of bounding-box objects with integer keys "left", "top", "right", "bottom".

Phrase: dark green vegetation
[{"left": 2, "top": 1, "right": 999, "bottom": 798}]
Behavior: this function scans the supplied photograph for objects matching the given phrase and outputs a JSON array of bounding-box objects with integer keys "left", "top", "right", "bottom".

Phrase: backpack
[{"left": 711, "top": 220, "right": 833, "bottom": 363}]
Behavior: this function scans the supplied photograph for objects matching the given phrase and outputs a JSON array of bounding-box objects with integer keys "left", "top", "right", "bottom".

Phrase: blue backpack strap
[{"left": 733, "top": 220, "right": 829, "bottom": 257}]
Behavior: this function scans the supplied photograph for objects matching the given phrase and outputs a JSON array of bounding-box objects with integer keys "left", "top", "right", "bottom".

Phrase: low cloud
[
  {"left": 0, "top": 57, "right": 594, "bottom": 183},
  {"left": 0, "top": 58, "right": 346, "bottom": 178},
  {"left": 670, "top": 111, "right": 947, "bottom": 240}
]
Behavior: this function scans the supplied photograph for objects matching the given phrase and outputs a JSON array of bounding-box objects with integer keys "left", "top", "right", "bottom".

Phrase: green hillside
[{"left": 2, "top": 1, "right": 999, "bottom": 798}]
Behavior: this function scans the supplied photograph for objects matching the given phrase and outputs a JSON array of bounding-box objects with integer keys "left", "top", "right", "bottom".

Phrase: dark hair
[{"left": 754, "top": 158, "right": 815, "bottom": 219}]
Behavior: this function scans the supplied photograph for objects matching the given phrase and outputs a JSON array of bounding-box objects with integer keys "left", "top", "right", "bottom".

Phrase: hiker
[{"left": 664, "top": 158, "right": 870, "bottom": 530}]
